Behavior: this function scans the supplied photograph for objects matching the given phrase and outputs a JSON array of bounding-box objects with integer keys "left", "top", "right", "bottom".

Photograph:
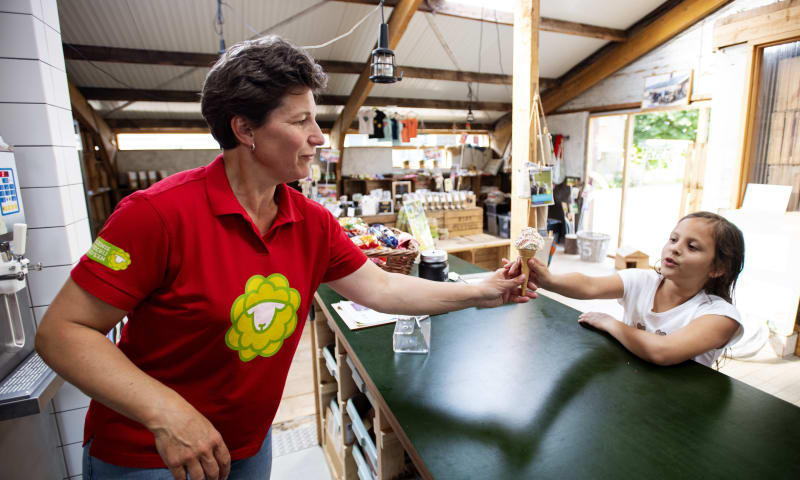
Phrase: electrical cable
[
  {"left": 81, "top": 1, "right": 329, "bottom": 117},
  {"left": 215, "top": 0, "right": 226, "bottom": 54},
  {"left": 493, "top": 8, "right": 511, "bottom": 98},
  {"left": 220, "top": 0, "right": 379, "bottom": 50},
  {"left": 301, "top": 3, "right": 381, "bottom": 49}
]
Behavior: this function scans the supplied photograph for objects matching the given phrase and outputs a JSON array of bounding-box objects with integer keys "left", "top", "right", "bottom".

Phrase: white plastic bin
[{"left": 577, "top": 232, "right": 610, "bottom": 262}]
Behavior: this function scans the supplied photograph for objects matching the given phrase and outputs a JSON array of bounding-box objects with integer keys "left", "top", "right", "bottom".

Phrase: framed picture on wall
[
  {"left": 641, "top": 70, "right": 693, "bottom": 109},
  {"left": 391, "top": 180, "right": 412, "bottom": 206}
]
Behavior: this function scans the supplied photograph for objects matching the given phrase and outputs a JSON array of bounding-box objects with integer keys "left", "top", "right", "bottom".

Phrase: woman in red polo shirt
[{"left": 36, "top": 36, "right": 537, "bottom": 480}]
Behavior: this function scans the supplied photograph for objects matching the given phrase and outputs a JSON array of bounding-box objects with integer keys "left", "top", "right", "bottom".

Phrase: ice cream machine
[{"left": 0, "top": 147, "right": 50, "bottom": 420}]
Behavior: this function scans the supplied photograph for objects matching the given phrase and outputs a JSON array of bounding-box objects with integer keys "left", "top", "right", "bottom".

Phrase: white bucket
[{"left": 577, "top": 232, "right": 610, "bottom": 262}]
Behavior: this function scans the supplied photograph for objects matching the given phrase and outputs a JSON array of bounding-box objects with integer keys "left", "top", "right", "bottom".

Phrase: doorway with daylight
[{"left": 582, "top": 105, "right": 712, "bottom": 263}]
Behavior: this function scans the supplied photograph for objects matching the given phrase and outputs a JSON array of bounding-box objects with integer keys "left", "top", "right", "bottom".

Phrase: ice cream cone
[{"left": 518, "top": 248, "right": 537, "bottom": 295}]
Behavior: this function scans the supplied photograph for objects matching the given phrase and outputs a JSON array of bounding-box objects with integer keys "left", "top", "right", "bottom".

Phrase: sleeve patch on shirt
[
  {"left": 86, "top": 237, "right": 132, "bottom": 271},
  {"left": 225, "top": 274, "right": 301, "bottom": 362}
]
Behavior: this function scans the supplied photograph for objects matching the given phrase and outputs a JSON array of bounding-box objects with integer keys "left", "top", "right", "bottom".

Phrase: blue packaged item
[{"left": 368, "top": 224, "right": 398, "bottom": 248}]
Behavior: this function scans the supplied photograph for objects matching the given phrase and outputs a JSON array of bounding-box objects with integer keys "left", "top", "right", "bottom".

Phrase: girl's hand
[
  {"left": 473, "top": 263, "right": 538, "bottom": 308},
  {"left": 578, "top": 312, "right": 616, "bottom": 332}
]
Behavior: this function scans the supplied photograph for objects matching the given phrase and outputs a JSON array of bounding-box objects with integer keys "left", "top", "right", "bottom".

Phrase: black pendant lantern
[{"left": 369, "top": 2, "right": 402, "bottom": 84}]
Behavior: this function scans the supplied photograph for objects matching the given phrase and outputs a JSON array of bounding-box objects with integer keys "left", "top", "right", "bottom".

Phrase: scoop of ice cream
[{"left": 515, "top": 227, "right": 545, "bottom": 250}]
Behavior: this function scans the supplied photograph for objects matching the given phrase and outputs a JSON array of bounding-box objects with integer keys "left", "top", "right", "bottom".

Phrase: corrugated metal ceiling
[{"left": 59, "top": 0, "right": 665, "bottom": 126}]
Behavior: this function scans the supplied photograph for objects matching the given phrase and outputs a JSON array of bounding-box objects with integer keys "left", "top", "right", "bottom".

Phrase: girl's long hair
[{"left": 680, "top": 211, "right": 745, "bottom": 303}]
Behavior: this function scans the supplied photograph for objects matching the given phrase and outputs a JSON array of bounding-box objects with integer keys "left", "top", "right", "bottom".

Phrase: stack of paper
[{"left": 332, "top": 301, "right": 423, "bottom": 331}]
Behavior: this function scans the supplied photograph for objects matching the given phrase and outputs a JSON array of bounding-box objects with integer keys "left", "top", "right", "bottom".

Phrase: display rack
[{"left": 310, "top": 298, "right": 417, "bottom": 480}]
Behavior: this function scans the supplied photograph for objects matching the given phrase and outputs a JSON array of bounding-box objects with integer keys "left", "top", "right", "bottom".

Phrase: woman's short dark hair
[
  {"left": 680, "top": 211, "right": 745, "bottom": 303},
  {"left": 201, "top": 36, "right": 327, "bottom": 149}
]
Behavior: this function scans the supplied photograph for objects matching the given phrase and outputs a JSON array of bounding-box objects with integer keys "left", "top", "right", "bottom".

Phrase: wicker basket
[{"left": 362, "top": 227, "right": 418, "bottom": 275}]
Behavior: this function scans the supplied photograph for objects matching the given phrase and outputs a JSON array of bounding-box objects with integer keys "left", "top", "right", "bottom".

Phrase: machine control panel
[{"left": 0, "top": 169, "right": 19, "bottom": 216}]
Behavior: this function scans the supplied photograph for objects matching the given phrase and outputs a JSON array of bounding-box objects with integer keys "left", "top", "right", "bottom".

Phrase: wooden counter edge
[{"left": 311, "top": 291, "right": 435, "bottom": 480}]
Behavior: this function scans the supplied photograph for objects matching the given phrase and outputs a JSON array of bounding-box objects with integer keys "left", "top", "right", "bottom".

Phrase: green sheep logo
[{"left": 225, "top": 274, "right": 301, "bottom": 362}]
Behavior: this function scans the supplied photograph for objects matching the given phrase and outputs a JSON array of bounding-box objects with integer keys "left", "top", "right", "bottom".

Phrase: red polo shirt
[{"left": 71, "top": 154, "right": 366, "bottom": 467}]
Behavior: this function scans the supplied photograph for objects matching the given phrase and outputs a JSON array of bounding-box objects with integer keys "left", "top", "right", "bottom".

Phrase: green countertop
[{"left": 316, "top": 255, "right": 800, "bottom": 479}]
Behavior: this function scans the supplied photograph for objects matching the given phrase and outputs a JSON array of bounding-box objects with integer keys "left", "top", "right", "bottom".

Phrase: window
[
  {"left": 584, "top": 107, "right": 710, "bottom": 261},
  {"left": 341, "top": 133, "right": 489, "bottom": 170},
  {"left": 117, "top": 132, "right": 331, "bottom": 150},
  {"left": 747, "top": 40, "right": 800, "bottom": 211},
  {"left": 117, "top": 133, "right": 221, "bottom": 150}
]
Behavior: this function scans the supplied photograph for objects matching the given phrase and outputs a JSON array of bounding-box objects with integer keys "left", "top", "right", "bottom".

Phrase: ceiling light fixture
[{"left": 369, "top": 0, "right": 402, "bottom": 84}]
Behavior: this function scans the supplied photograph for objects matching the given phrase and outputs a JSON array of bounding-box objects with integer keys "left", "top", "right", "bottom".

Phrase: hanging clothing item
[
  {"left": 393, "top": 119, "right": 404, "bottom": 146},
  {"left": 401, "top": 117, "right": 418, "bottom": 142},
  {"left": 358, "top": 109, "right": 375, "bottom": 135},
  {"left": 370, "top": 110, "right": 386, "bottom": 139},
  {"left": 382, "top": 114, "right": 392, "bottom": 140},
  {"left": 390, "top": 118, "right": 399, "bottom": 140}
]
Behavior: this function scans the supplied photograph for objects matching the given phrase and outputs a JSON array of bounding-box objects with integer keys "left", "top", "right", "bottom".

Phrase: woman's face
[
  {"left": 251, "top": 88, "right": 325, "bottom": 183},
  {"left": 660, "top": 218, "right": 720, "bottom": 285}
]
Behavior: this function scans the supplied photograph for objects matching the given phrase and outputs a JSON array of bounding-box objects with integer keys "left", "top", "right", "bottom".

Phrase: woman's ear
[{"left": 230, "top": 116, "right": 253, "bottom": 147}]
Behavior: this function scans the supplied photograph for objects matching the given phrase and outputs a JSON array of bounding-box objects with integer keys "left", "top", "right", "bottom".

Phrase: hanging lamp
[{"left": 369, "top": 1, "right": 402, "bottom": 83}]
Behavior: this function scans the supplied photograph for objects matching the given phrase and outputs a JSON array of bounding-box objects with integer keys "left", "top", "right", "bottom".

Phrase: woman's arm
[
  {"left": 524, "top": 257, "right": 623, "bottom": 299},
  {"left": 36, "top": 279, "right": 231, "bottom": 480},
  {"left": 578, "top": 312, "right": 740, "bottom": 366},
  {"left": 327, "top": 260, "right": 536, "bottom": 315}
]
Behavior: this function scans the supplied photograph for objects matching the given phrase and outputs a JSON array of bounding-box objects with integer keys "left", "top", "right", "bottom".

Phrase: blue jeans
[{"left": 82, "top": 428, "right": 272, "bottom": 479}]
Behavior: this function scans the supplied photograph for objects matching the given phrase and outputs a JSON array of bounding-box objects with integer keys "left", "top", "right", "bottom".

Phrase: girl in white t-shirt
[{"left": 519, "top": 211, "right": 745, "bottom": 367}]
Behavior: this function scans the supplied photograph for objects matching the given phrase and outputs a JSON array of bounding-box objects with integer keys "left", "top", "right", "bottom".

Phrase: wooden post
[
  {"left": 510, "top": 0, "right": 539, "bottom": 258},
  {"left": 617, "top": 114, "right": 634, "bottom": 249}
]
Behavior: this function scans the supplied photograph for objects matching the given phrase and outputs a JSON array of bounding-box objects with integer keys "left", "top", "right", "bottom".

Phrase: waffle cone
[{"left": 518, "top": 248, "right": 537, "bottom": 296}]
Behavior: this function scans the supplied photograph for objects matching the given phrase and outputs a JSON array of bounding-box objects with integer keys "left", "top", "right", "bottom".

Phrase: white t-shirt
[
  {"left": 617, "top": 269, "right": 743, "bottom": 367},
  {"left": 358, "top": 109, "right": 374, "bottom": 135}
]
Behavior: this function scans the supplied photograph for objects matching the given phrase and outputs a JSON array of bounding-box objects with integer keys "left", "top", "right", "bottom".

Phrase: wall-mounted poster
[
  {"left": 529, "top": 165, "right": 554, "bottom": 207},
  {"left": 642, "top": 70, "right": 693, "bottom": 109},
  {"left": 319, "top": 148, "right": 340, "bottom": 163}
]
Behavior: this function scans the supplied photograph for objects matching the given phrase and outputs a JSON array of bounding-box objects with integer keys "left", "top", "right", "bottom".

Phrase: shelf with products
[{"left": 311, "top": 301, "right": 418, "bottom": 480}]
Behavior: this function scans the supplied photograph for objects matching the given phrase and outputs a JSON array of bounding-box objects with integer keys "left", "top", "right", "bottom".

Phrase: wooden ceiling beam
[
  {"left": 63, "top": 43, "right": 217, "bottom": 67},
  {"left": 541, "top": 0, "right": 732, "bottom": 114},
  {"left": 65, "top": 43, "right": 557, "bottom": 87},
  {"left": 334, "top": 0, "right": 626, "bottom": 41},
  {"left": 341, "top": 95, "right": 511, "bottom": 111},
  {"left": 81, "top": 88, "right": 511, "bottom": 111},
  {"left": 68, "top": 81, "right": 118, "bottom": 159},
  {"left": 82, "top": 88, "right": 200, "bottom": 102},
  {"left": 105, "top": 118, "right": 492, "bottom": 132}
]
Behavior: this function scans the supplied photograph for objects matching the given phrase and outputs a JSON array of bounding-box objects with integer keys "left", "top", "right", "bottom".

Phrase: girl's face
[
  {"left": 661, "top": 218, "right": 721, "bottom": 285},
  {"left": 250, "top": 88, "right": 325, "bottom": 183}
]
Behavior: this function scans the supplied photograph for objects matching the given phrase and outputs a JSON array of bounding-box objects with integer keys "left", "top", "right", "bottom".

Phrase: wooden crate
[{"left": 444, "top": 207, "right": 483, "bottom": 237}]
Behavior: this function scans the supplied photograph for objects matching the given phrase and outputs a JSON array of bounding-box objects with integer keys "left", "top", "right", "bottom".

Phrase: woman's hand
[
  {"left": 473, "top": 261, "right": 539, "bottom": 308},
  {"left": 502, "top": 256, "right": 551, "bottom": 290},
  {"left": 577, "top": 311, "right": 616, "bottom": 332},
  {"left": 150, "top": 403, "right": 231, "bottom": 480}
]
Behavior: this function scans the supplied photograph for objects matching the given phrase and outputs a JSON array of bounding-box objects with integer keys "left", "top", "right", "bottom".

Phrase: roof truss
[
  {"left": 336, "top": 0, "right": 626, "bottom": 41},
  {"left": 64, "top": 43, "right": 555, "bottom": 88}
]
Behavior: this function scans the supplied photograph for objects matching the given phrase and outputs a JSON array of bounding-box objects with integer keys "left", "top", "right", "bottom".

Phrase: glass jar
[{"left": 419, "top": 249, "right": 448, "bottom": 282}]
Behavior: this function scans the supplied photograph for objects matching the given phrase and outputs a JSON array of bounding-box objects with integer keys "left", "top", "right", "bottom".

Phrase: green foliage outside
[
  {"left": 631, "top": 109, "right": 699, "bottom": 172},
  {"left": 633, "top": 109, "right": 699, "bottom": 144}
]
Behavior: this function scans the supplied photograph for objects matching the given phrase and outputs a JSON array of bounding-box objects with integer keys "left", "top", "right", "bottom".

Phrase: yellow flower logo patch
[
  {"left": 86, "top": 237, "right": 131, "bottom": 271},
  {"left": 225, "top": 274, "right": 301, "bottom": 362}
]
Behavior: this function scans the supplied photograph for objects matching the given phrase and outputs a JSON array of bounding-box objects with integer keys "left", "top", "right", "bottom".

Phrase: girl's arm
[
  {"left": 578, "top": 312, "right": 740, "bottom": 366},
  {"left": 36, "top": 279, "right": 231, "bottom": 480},
  {"left": 520, "top": 257, "right": 624, "bottom": 300}
]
